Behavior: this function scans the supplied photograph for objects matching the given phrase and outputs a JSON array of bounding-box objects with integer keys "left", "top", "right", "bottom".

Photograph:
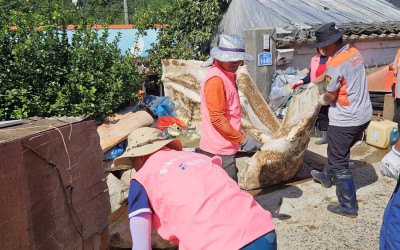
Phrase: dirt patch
[{"left": 351, "top": 143, "right": 391, "bottom": 164}]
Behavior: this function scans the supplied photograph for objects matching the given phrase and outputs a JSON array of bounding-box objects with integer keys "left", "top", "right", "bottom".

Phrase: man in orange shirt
[{"left": 196, "top": 34, "right": 261, "bottom": 182}]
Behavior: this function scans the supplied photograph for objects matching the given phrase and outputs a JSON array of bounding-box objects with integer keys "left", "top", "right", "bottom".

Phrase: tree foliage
[
  {"left": 1, "top": 0, "right": 172, "bottom": 25},
  {"left": 0, "top": 0, "right": 143, "bottom": 120},
  {"left": 132, "top": 0, "right": 232, "bottom": 75},
  {"left": 0, "top": 0, "right": 233, "bottom": 120}
]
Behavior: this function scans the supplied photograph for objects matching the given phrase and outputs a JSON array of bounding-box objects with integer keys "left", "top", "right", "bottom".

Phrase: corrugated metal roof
[{"left": 219, "top": 0, "right": 400, "bottom": 47}]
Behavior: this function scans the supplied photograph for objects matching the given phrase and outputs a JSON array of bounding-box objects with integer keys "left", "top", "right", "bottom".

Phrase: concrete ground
[{"left": 238, "top": 137, "right": 396, "bottom": 250}]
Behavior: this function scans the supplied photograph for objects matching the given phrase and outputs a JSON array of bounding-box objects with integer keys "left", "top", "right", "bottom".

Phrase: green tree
[
  {"left": 0, "top": 0, "right": 143, "bottom": 120},
  {"left": 132, "top": 0, "right": 231, "bottom": 75},
  {"left": 0, "top": 0, "right": 232, "bottom": 120},
  {"left": 0, "top": 0, "right": 171, "bottom": 25}
]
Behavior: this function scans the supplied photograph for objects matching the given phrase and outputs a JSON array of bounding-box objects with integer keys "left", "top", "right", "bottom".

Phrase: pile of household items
[{"left": 98, "top": 92, "right": 199, "bottom": 249}]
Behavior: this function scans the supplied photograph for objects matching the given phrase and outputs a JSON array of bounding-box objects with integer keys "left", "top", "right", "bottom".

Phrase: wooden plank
[
  {"left": 383, "top": 93, "right": 396, "bottom": 121},
  {"left": 97, "top": 109, "right": 154, "bottom": 152},
  {"left": 0, "top": 140, "right": 30, "bottom": 249}
]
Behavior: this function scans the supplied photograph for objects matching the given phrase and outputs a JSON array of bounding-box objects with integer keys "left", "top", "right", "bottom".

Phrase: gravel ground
[{"left": 237, "top": 137, "right": 395, "bottom": 250}]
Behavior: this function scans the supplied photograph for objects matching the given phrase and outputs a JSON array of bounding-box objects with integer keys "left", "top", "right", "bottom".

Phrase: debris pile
[{"left": 97, "top": 96, "right": 198, "bottom": 249}]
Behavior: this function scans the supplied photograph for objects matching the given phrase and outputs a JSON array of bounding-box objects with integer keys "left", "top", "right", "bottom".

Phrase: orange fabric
[
  {"left": 393, "top": 50, "right": 400, "bottom": 84},
  {"left": 336, "top": 77, "right": 350, "bottom": 106},
  {"left": 385, "top": 70, "right": 394, "bottom": 91},
  {"left": 154, "top": 116, "right": 187, "bottom": 130},
  {"left": 367, "top": 65, "right": 392, "bottom": 91},
  {"left": 327, "top": 47, "right": 360, "bottom": 67},
  {"left": 393, "top": 49, "right": 400, "bottom": 98},
  {"left": 326, "top": 47, "right": 361, "bottom": 106},
  {"left": 204, "top": 77, "right": 244, "bottom": 144}
]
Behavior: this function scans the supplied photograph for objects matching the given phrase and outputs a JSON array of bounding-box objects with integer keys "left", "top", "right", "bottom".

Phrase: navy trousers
[
  {"left": 326, "top": 121, "right": 370, "bottom": 173},
  {"left": 316, "top": 105, "right": 330, "bottom": 132}
]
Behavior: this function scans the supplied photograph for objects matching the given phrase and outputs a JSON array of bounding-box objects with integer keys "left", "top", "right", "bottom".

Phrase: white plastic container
[{"left": 366, "top": 120, "right": 398, "bottom": 149}]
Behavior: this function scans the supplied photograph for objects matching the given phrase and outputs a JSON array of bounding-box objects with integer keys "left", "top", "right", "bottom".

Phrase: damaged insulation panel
[{"left": 162, "top": 59, "right": 321, "bottom": 190}]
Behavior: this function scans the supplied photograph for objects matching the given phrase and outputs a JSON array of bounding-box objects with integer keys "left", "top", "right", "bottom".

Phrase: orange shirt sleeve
[{"left": 204, "top": 76, "right": 245, "bottom": 144}]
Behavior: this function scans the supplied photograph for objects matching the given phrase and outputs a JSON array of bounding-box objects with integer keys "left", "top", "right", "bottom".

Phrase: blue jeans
[
  {"left": 380, "top": 178, "right": 400, "bottom": 249},
  {"left": 241, "top": 230, "right": 277, "bottom": 250}
]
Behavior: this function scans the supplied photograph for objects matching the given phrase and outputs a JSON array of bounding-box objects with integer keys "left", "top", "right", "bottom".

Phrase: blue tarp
[{"left": 64, "top": 28, "right": 158, "bottom": 57}]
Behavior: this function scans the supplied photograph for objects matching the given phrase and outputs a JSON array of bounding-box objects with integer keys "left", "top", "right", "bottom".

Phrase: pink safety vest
[
  {"left": 199, "top": 63, "right": 241, "bottom": 155},
  {"left": 393, "top": 48, "right": 400, "bottom": 99},
  {"left": 310, "top": 54, "right": 323, "bottom": 82},
  {"left": 134, "top": 149, "right": 275, "bottom": 250}
]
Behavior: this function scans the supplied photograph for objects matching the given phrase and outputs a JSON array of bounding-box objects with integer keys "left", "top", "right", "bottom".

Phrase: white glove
[
  {"left": 319, "top": 94, "right": 329, "bottom": 106},
  {"left": 380, "top": 146, "right": 400, "bottom": 179},
  {"left": 307, "top": 82, "right": 316, "bottom": 89}
]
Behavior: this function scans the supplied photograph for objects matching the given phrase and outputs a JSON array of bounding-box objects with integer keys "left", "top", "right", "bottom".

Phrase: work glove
[
  {"left": 240, "top": 138, "right": 261, "bottom": 152},
  {"left": 292, "top": 80, "right": 303, "bottom": 90},
  {"left": 318, "top": 94, "right": 329, "bottom": 106},
  {"left": 306, "top": 82, "right": 316, "bottom": 89},
  {"left": 380, "top": 146, "right": 400, "bottom": 180}
]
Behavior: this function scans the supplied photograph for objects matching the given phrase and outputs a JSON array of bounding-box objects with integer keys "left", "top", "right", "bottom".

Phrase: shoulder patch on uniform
[{"left": 325, "top": 75, "right": 332, "bottom": 84}]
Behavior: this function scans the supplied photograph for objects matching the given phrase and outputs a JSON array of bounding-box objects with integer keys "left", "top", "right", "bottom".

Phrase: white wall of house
[{"left": 278, "top": 39, "right": 400, "bottom": 71}]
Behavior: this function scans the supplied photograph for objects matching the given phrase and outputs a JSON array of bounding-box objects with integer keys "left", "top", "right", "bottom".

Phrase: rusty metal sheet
[
  {"left": 0, "top": 140, "right": 30, "bottom": 250},
  {"left": 0, "top": 119, "right": 110, "bottom": 249}
]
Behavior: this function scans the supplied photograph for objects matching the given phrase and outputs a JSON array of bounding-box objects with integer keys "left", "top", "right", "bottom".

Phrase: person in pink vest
[
  {"left": 113, "top": 127, "right": 277, "bottom": 250},
  {"left": 292, "top": 47, "right": 330, "bottom": 145},
  {"left": 196, "top": 34, "right": 261, "bottom": 182}
]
